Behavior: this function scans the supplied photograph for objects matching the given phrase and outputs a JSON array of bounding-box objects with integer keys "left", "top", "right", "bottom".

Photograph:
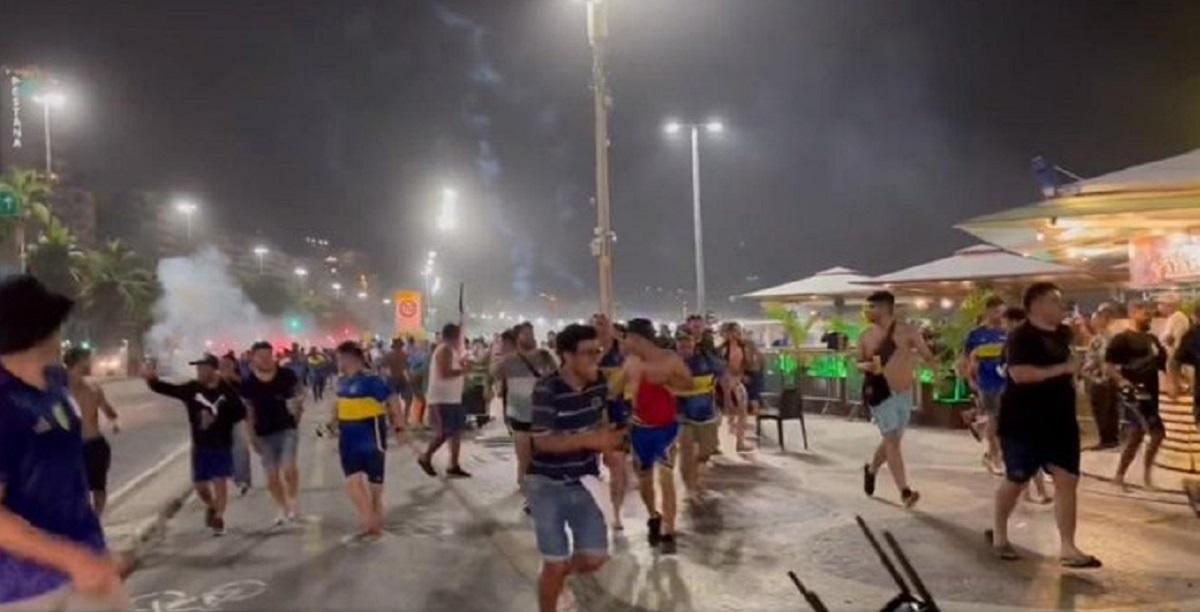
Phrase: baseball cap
[
  {"left": 0, "top": 275, "right": 75, "bottom": 355},
  {"left": 188, "top": 354, "right": 219, "bottom": 368}
]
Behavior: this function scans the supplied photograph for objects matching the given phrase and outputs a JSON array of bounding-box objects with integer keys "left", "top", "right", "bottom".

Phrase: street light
[
  {"left": 252, "top": 245, "right": 269, "bottom": 274},
  {"left": 331, "top": 282, "right": 343, "bottom": 298},
  {"left": 174, "top": 200, "right": 198, "bottom": 243},
  {"left": 436, "top": 188, "right": 457, "bottom": 232},
  {"left": 294, "top": 267, "right": 308, "bottom": 281},
  {"left": 663, "top": 117, "right": 725, "bottom": 315},
  {"left": 357, "top": 291, "right": 368, "bottom": 301},
  {"left": 31, "top": 91, "right": 65, "bottom": 176},
  {"left": 580, "top": 0, "right": 614, "bottom": 317}
]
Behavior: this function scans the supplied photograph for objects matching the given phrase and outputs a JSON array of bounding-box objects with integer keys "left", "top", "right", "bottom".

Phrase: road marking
[
  {"left": 131, "top": 579, "right": 267, "bottom": 612},
  {"left": 109, "top": 441, "right": 191, "bottom": 509}
]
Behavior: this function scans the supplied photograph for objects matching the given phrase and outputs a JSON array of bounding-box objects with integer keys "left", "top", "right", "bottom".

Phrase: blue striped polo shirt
[{"left": 529, "top": 372, "right": 607, "bottom": 482}]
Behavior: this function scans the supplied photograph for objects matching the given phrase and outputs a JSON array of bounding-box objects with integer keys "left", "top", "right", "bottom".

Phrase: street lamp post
[
  {"left": 32, "top": 92, "right": 65, "bottom": 177},
  {"left": 664, "top": 119, "right": 723, "bottom": 316},
  {"left": 332, "top": 282, "right": 343, "bottom": 299},
  {"left": 174, "top": 200, "right": 198, "bottom": 244},
  {"left": 252, "top": 245, "right": 269, "bottom": 274},
  {"left": 584, "top": 0, "right": 615, "bottom": 318}
]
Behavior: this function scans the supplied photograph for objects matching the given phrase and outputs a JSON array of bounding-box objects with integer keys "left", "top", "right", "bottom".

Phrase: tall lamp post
[
  {"left": 583, "top": 0, "right": 615, "bottom": 318},
  {"left": 31, "top": 91, "right": 65, "bottom": 177},
  {"left": 663, "top": 119, "right": 724, "bottom": 316},
  {"left": 252, "top": 245, "right": 269, "bottom": 274}
]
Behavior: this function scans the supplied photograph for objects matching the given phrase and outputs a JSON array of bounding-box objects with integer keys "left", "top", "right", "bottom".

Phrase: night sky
[{"left": 2, "top": 0, "right": 1199, "bottom": 317}]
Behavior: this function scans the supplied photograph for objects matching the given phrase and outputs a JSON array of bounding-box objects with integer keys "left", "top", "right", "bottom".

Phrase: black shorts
[
  {"left": 508, "top": 418, "right": 532, "bottom": 433},
  {"left": 1001, "top": 433, "right": 1079, "bottom": 484},
  {"left": 83, "top": 436, "right": 112, "bottom": 492},
  {"left": 1122, "top": 397, "right": 1165, "bottom": 433}
]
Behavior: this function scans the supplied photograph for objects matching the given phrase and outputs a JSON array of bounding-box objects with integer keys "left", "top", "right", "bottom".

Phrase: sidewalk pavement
[{"left": 124, "top": 411, "right": 1200, "bottom": 611}]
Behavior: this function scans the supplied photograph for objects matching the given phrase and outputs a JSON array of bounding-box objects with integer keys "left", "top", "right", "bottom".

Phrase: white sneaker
[{"left": 273, "top": 514, "right": 288, "bottom": 527}]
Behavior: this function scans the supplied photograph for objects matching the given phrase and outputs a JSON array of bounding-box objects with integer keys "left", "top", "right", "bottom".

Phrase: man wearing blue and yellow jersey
[
  {"left": 592, "top": 313, "right": 630, "bottom": 531},
  {"left": 334, "top": 341, "right": 404, "bottom": 542},
  {"left": 964, "top": 295, "right": 1009, "bottom": 474},
  {"left": 674, "top": 329, "right": 729, "bottom": 498}
]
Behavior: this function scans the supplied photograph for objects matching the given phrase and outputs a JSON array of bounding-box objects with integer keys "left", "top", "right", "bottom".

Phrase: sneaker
[
  {"left": 647, "top": 514, "right": 662, "bottom": 547},
  {"left": 863, "top": 464, "right": 876, "bottom": 497},
  {"left": 659, "top": 533, "right": 677, "bottom": 555},
  {"left": 286, "top": 510, "right": 298, "bottom": 523},
  {"left": 204, "top": 506, "right": 216, "bottom": 529},
  {"left": 446, "top": 466, "right": 472, "bottom": 478},
  {"left": 237, "top": 483, "right": 251, "bottom": 497},
  {"left": 417, "top": 456, "right": 437, "bottom": 478},
  {"left": 211, "top": 517, "right": 226, "bottom": 537},
  {"left": 901, "top": 488, "right": 920, "bottom": 508},
  {"left": 272, "top": 514, "right": 289, "bottom": 528}
]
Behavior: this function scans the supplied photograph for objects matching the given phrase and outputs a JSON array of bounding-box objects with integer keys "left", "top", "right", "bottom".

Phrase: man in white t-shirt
[{"left": 493, "top": 322, "right": 557, "bottom": 489}]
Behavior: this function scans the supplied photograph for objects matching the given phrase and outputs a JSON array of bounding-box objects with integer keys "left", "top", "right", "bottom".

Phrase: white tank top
[{"left": 426, "top": 345, "right": 465, "bottom": 405}]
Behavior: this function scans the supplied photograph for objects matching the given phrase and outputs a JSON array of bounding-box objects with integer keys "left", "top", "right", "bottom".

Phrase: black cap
[
  {"left": 0, "top": 275, "right": 74, "bottom": 355},
  {"left": 626, "top": 318, "right": 657, "bottom": 342},
  {"left": 188, "top": 354, "right": 219, "bottom": 368},
  {"left": 250, "top": 340, "right": 273, "bottom": 352},
  {"left": 336, "top": 340, "right": 365, "bottom": 360}
]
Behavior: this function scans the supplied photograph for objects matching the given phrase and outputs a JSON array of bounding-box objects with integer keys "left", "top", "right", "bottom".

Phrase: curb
[
  {"left": 103, "top": 442, "right": 194, "bottom": 576},
  {"left": 108, "top": 443, "right": 191, "bottom": 509}
]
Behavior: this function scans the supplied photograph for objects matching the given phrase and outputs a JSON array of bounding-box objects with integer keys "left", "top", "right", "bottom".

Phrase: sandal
[
  {"left": 1060, "top": 555, "right": 1102, "bottom": 569},
  {"left": 984, "top": 529, "right": 1019, "bottom": 561}
]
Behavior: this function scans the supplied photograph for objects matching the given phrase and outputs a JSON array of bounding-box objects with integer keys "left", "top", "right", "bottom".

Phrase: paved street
[
  {"left": 121, "top": 410, "right": 1200, "bottom": 612},
  {"left": 97, "top": 378, "right": 191, "bottom": 497}
]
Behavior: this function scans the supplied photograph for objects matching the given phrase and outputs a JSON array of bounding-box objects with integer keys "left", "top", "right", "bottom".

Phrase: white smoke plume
[{"left": 145, "top": 248, "right": 275, "bottom": 374}]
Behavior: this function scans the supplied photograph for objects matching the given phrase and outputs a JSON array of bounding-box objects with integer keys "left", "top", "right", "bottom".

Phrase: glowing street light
[
  {"left": 356, "top": 291, "right": 369, "bottom": 301},
  {"left": 293, "top": 267, "right": 308, "bottom": 283},
  {"left": 436, "top": 188, "right": 458, "bottom": 232},
  {"left": 431, "top": 276, "right": 442, "bottom": 295},
  {"left": 662, "top": 117, "right": 726, "bottom": 315},
  {"left": 32, "top": 91, "right": 66, "bottom": 176},
  {"left": 174, "top": 199, "right": 198, "bottom": 243},
  {"left": 252, "top": 245, "right": 269, "bottom": 274},
  {"left": 331, "top": 282, "right": 343, "bottom": 298}
]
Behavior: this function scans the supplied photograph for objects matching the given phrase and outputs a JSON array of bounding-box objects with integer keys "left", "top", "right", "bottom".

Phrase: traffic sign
[{"left": 0, "top": 189, "right": 20, "bottom": 218}]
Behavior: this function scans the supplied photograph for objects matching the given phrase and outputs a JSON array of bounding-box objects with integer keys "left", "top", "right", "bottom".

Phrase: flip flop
[
  {"left": 984, "top": 529, "right": 1019, "bottom": 561},
  {"left": 1060, "top": 555, "right": 1102, "bottom": 569}
]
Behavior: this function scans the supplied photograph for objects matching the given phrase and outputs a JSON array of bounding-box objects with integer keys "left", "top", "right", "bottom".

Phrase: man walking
[
  {"left": 1082, "top": 304, "right": 1120, "bottom": 450},
  {"left": 145, "top": 354, "right": 246, "bottom": 536},
  {"left": 334, "top": 341, "right": 404, "bottom": 541},
  {"left": 858, "top": 291, "right": 936, "bottom": 508},
  {"left": 242, "top": 341, "right": 305, "bottom": 525},
  {"left": 418, "top": 324, "right": 471, "bottom": 478},
  {"left": 988, "top": 282, "right": 1100, "bottom": 568},
  {"left": 218, "top": 352, "right": 252, "bottom": 496},
  {"left": 0, "top": 276, "right": 126, "bottom": 610},
  {"left": 1106, "top": 302, "right": 1168, "bottom": 490},
  {"left": 964, "top": 296, "right": 1008, "bottom": 473},
  {"left": 593, "top": 313, "right": 630, "bottom": 530},
  {"left": 1168, "top": 302, "right": 1200, "bottom": 515},
  {"left": 527, "top": 324, "right": 623, "bottom": 612},
  {"left": 65, "top": 347, "right": 120, "bottom": 516},
  {"left": 493, "top": 322, "right": 557, "bottom": 489},
  {"left": 674, "top": 329, "right": 727, "bottom": 499},
  {"left": 621, "top": 319, "right": 692, "bottom": 554}
]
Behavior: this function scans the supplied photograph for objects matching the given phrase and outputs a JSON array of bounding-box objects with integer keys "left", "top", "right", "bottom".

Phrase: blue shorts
[
  {"left": 432, "top": 403, "right": 467, "bottom": 437},
  {"left": 525, "top": 475, "right": 609, "bottom": 563},
  {"left": 1001, "top": 433, "right": 1080, "bottom": 483},
  {"left": 747, "top": 372, "right": 764, "bottom": 402},
  {"left": 606, "top": 398, "right": 630, "bottom": 427},
  {"left": 870, "top": 393, "right": 913, "bottom": 435},
  {"left": 630, "top": 423, "right": 680, "bottom": 471},
  {"left": 192, "top": 448, "right": 234, "bottom": 483},
  {"left": 339, "top": 416, "right": 387, "bottom": 484},
  {"left": 257, "top": 428, "right": 299, "bottom": 472}
]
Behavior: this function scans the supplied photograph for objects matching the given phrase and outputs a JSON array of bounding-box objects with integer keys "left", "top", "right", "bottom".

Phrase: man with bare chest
[
  {"left": 856, "top": 291, "right": 935, "bottom": 508},
  {"left": 65, "top": 348, "right": 120, "bottom": 516}
]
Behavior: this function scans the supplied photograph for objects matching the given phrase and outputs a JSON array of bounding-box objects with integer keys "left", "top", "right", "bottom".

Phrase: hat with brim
[
  {"left": 188, "top": 354, "right": 219, "bottom": 368},
  {"left": 0, "top": 275, "right": 74, "bottom": 355}
]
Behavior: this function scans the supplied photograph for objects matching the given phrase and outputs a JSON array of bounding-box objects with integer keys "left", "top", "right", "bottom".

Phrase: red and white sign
[
  {"left": 393, "top": 290, "right": 423, "bottom": 336},
  {"left": 1129, "top": 234, "right": 1200, "bottom": 287}
]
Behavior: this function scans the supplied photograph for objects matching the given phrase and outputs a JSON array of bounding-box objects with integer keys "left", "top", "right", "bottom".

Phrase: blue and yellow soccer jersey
[
  {"left": 676, "top": 354, "right": 722, "bottom": 423},
  {"left": 964, "top": 325, "right": 1008, "bottom": 394},
  {"left": 336, "top": 372, "right": 392, "bottom": 421}
]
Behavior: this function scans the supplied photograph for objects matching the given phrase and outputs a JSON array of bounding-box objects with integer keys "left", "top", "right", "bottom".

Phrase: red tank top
[{"left": 634, "top": 379, "right": 676, "bottom": 427}]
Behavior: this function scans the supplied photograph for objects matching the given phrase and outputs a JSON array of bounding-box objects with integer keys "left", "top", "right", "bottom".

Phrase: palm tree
[
  {"left": 25, "top": 201, "right": 83, "bottom": 298},
  {"left": 0, "top": 169, "right": 52, "bottom": 271},
  {"left": 78, "top": 240, "right": 159, "bottom": 371}
]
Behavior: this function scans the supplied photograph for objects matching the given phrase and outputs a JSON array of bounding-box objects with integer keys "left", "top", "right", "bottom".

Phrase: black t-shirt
[
  {"left": 999, "top": 322, "right": 1077, "bottom": 440},
  {"left": 147, "top": 379, "right": 246, "bottom": 449},
  {"left": 1174, "top": 326, "right": 1200, "bottom": 412},
  {"left": 241, "top": 368, "right": 300, "bottom": 436},
  {"left": 1105, "top": 329, "right": 1166, "bottom": 398}
]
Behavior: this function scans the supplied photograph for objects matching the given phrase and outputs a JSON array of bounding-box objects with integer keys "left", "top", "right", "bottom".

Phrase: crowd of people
[{"left": 3, "top": 271, "right": 1200, "bottom": 611}]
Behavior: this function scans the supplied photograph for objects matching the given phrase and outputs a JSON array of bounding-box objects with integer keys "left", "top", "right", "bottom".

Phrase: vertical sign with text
[{"left": 393, "top": 290, "right": 423, "bottom": 337}]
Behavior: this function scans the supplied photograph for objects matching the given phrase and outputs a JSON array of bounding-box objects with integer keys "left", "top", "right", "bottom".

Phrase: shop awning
[
  {"left": 862, "top": 244, "right": 1093, "bottom": 291},
  {"left": 742, "top": 266, "right": 875, "bottom": 301}
]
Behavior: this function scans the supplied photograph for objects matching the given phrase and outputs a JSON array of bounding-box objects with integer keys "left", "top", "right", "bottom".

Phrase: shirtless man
[
  {"left": 618, "top": 319, "right": 692, "bottom": 554},
  {"left": 720, "top": 322, "right": 753, "bottom": 452},
  {"left": 857, "top": 291, "right": 936, "bottom": 508},
  {"left": 65, "top": 347, "right": 120, "bottom": 516}
]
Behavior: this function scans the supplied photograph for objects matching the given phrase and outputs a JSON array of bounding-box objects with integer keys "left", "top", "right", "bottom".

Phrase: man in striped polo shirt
[{"left": 527, "top": 324, "right": 625, "bottom": 612}]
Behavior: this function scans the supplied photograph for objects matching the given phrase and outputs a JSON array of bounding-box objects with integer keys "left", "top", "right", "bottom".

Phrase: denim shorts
[
  {"left": 524, "top": 475, "right": 609, "bottom": 563},
  {"left": 257, "top": 428, "right": 299, "bottom": 472},
  {"left": 870, "top": 393, "right": 913, "bottom": 435}
]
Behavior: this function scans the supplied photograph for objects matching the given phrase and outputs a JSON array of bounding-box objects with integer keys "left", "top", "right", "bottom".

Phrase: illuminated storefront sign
[{"left": 1129, "top": 234, "right": 1200, "bottom": 286}]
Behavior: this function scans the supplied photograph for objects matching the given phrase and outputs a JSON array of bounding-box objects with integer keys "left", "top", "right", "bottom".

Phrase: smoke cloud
[{"left": 145, "top": 248, "right": 274, "bottom": 374}]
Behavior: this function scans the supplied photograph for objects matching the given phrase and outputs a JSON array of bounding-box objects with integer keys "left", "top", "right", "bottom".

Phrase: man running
[
  {"left": 418, "top": 324, "right": 471, "bottom": 478},
  {"left": 674, "top": 329, "right": 728, "bottom": 499},
  {"left": 65, "top": 347, "right": 120, "bottom": 516},
  {"left": 858, "top": 290, "right": 936, "bottom": 508},
  {"left": 620, "top": 319, "right": 692, "bottom": 554},
  {"left": 592, "top": 313, "right": 630, "bottom": 529},
  {"left": 144, "top": 354, "right": 246, "bottom": 536},
  {"left": 242, "top": 341, "right": 304, "bottom": 525},
  {"left": 0, "top": 276, "right": 126, "bottom": 610},
  {"left": 1106, "top": 301, "right": 1168, "bottom": 490},
  {"left": 493, "top": 322, "right": 557, "bottom": 490},
  {"left": 527, "top": 324, "right": 623, "bottom": 612},
  {"left": 989, "top": 282, "right": 1098, "bottom": 567},
  {"left": 334, "top": 341, "right": 404, "bottom": 541},
  {"left": 1168, "top": 301, "right": 1200, "bottom": 515},
  {"left": 963, "top": 295, "right": 1008, "bottom": 474},
  {"left": 719, "top": 322, "right": 754, "bottom": 453}
]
